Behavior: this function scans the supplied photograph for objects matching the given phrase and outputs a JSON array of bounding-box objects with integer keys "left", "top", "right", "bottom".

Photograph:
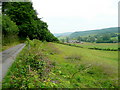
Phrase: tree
[
  {"left": 111, "top": 37, "right": 118, "bottom": 43},
  {"left": 66, "top": 37, "right": 69, "bottom": 43},
  {"left": 102, "top": 34, "right": 111, "bottom": 41},
  {"left": 77, "top": 36, "right": 81, "bottom": 42},
  {"left": 61, "top": 39, "right": 65, "bottom": 43},
  {"left": 2, "top": 2, "right": 58, "bottom": 42},
  {"left": 2, "top": 15, "right": 19, "bottom": 45}
]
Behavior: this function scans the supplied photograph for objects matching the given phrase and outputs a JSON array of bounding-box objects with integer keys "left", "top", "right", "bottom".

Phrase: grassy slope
[
  {"left": 72, "top": 42, "right": 118, "bottom": 50},
  {"left": 49, "top": 43, "right": 118, "bottom": 87},
  {"left": 2, "top": 40, "right": 118, "bottom": 88},
  {"left": 69, "top": 27, "right": 118, "bottom": 38}
]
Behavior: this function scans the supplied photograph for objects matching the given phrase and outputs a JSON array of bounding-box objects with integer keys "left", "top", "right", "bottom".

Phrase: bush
[
  {"left": 2, "top": 39, "right": 60, "bottom": 88},
  {"left": 2, "top": 15, "right": 19, "bottom": 45}
]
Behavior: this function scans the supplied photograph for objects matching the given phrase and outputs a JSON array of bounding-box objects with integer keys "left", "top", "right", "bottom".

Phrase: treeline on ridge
[{"left": 2, "top": 2, "right": 58, "bottom": 45}]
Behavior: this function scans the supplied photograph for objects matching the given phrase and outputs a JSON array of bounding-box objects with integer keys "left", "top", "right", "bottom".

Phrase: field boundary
[{"left": 59, "top": 43, "right": 119, "bottom": 51}]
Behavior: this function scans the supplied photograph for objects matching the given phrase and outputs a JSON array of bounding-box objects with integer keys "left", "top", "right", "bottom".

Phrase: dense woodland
[{"left": 2, "top": 2, "right": 58, "bottom": 45}]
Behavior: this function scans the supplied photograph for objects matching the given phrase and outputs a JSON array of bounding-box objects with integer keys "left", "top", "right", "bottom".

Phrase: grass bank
[
  {"left": 49, "top": 43, "right": 118, "bottom": 88},
  {"left": 2, "top": 39, "right": 118, "bottom": 88}
]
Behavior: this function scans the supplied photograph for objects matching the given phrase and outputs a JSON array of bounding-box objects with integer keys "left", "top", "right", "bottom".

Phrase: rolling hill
[
  {"left": 53, "top": 32, "right": 72, "bottom": 37},
  {"left": 69, "top": 27, "right": 118, "bottom": 38},
  {"left": 54, "top": 27, "right": 118, "bottom": 39}
]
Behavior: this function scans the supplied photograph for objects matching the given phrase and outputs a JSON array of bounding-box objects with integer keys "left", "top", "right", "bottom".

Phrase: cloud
[
  {"left": 32, "top": 0, "right": 118, "bottom": 17},
  {"left": 32, "top": 0, "right": 118, "bottom": 33}
]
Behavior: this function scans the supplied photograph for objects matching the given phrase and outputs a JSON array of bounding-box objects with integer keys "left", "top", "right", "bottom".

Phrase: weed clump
[
  {"left": 65, "top": 54, "right": 82, "bottom": 62},
  {"left": 47, "top": 43, "right": 61, "bottom": 55}
]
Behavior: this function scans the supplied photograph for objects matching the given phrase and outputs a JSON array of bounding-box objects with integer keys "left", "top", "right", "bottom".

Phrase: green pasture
[
  {"left": 71, "top": 42, "right": 118, "bottom": 50},
  {"left": 48, "top": 43, "right": 118, "bottom": 88}
]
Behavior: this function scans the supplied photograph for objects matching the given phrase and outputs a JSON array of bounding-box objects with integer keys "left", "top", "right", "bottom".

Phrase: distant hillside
[
  {"left": 54, "top": 32, "right": 72, "bottom": 37},
  {"left": 69, "top": 27, "right": 118, "bottom": 38}
]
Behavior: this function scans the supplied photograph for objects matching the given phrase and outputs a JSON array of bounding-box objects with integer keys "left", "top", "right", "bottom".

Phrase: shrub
[
  {"left": 2, "top": 40, "right": 55, "bottom": 88},
  {"left": 2, "top": 15, "right": 19, "bottom": 45}
]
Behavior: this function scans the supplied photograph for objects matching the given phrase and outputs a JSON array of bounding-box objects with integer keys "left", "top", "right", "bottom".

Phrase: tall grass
[
  {"left": 2, "top": 39, "right": 118, "bottom": 88},
  {"left": 49, "top": 43, "right": 118, "bottom": 88},
  {"left": 1, "top": 36, "right": 26, "bottom": 51}
]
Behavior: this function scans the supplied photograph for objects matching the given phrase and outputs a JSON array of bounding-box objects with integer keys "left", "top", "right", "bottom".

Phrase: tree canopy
[{"left": 2, "top": 2, "right": 58, "bottom": 42}]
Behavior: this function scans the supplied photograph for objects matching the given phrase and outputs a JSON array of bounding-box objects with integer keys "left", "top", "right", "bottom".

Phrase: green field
[
  {"left": 2, "top": 40, "right": 118, "bottom": 88},
  {"left": 69, "top": 42, "right": 118, "bottom": 51}
]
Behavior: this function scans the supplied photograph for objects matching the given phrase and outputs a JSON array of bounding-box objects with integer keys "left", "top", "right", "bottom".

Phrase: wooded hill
[
  {"left": 2, "top": 2, "right": 58, "bottom": 45},
  {"left": 55, "top": 27, "right": 118, "bottom": 38},
  {"left": 55, "top": 27, "right": 119, "bottom": 43},
  {"left": 69, "top": 27, "right": 118, "bottom": 38}
]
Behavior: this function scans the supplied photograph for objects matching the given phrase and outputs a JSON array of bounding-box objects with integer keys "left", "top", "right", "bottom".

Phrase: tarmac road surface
[{"left": 0, "top": 43, "right": 26, "bottom": 88}]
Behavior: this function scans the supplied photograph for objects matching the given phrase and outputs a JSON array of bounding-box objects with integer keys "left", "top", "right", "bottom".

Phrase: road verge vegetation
[{"left": 2, "top": 39, "right": 118, "bottom": 88}]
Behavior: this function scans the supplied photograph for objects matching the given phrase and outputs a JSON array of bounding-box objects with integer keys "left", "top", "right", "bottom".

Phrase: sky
[{"left": 31, "top": 0, "right": 119, "bottom": 33}]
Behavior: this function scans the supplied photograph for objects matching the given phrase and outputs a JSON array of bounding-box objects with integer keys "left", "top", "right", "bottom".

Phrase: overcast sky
[{"left": 31, "top": 0, "right": 119, "bottom": 33}]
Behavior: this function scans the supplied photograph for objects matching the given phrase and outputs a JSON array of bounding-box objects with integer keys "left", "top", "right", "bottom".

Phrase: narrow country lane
[{"left": 0, "top": 44, "right": 26, "bottom": 87}]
